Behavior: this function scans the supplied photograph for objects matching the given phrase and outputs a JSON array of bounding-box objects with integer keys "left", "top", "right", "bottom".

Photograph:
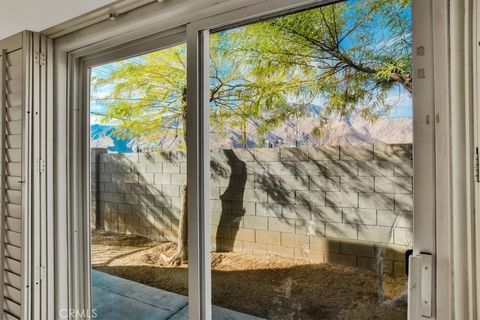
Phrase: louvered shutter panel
[
  {"left": 0, "top": 33, "right": 25, "bottom": 320},
  {"left": 0, "top": 31, "right": 50, "bottom": 320}
]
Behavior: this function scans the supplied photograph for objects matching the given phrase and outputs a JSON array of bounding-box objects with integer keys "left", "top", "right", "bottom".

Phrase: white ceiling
[{"left": 0, "top": 0, "right": 120, "bottom": 39}]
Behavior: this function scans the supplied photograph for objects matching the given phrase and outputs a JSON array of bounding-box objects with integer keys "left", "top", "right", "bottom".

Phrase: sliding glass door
[
  {"left": 72, "top": 0, "right": 436, "bottom": 319},
  {"left": 186, "top": 0, "right": 425, "bottom": 319}
]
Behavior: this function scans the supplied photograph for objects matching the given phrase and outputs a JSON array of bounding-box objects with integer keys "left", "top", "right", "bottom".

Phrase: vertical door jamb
[
  {"left": 31, "top": 32, "right": 42, "bottom": 319},
  {"left": 44, "top": 36, "right": 55, "bottom": 320},
  {"left": 186, "top": 25, "right": 212, "bottom": 320},
  {"left": 22, "top": 31, "right": 33, "bottom": 320},
  {"left": 409, "top": 0, "right": 440, "bottom": 318},
  {"left": 430, "top": 0, "right": 451, "bottom": 318},
  {"left": 82, "top": 63, "right": 93, "bottom": 319},
  {"left": 39, "top": 34, "right": 49, "bottom": 320},
  {"left": 66, "top": 52, "right": 88, "bottom": 319},
  {"left": 475, "top": 0, "right": 480, "bottom": 313}
]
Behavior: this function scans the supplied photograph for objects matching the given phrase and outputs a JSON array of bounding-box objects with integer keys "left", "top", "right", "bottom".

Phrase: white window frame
[
  {"left": 61, "top": 28, "right": 187, "bottom": 318},
  {"left": 50, "top": 0, "right": 449, "bottom": 319}
]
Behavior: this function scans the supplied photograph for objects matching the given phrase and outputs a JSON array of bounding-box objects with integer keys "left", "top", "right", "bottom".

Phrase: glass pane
[
  {"left": 209, "top": 1, "right": 412, "bottom": 319},
  {"left": 89, "top": 43, "right": 191, "bottom": 319}
]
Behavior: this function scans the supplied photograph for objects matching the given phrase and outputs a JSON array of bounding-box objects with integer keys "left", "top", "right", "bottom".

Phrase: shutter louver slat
[
  {"left": 5, "top": 311, "right": 18, "bottom": 320},
  {"left": 6, "top": 79, "right": 22, "bottom": 96},
  {"left": 6, "top": 149, "right": 21, "bottom": 163},
  {"left": 4, "top": 298, "right": 20, "bottom": 317},
  {"left": 5, "top": 258, "right": 21, "bottom": 275},
  {"left": 5, "top": 65, "right": 22, "bottom": 82},
  {"left": 5, "top": 217, "right": 20, "bottom": 233},
  {"left": 4, "top": 51, "right": 22, "bottom": 67},
  {"left": 5, "top": 191, "right": 21, "bottom": 206},
  {"left": 5, "top": 231, "right": 21, "bottom": 248},
  {"left": 6, "top": 107, "right": 21, "bottom": 122},
  {"left": 6, "top": 163, "right": 21, "bottom": 177},
  {"left": 5, "top": 245, "right": 21, "bottom": 262},
  {"left": 5, "top": 177, "right": 21, "bottom": 191},
  {"left": 6, "top": 135, "right": 21, "bottom": 149},
  {"left": 6, "top": 93, "right": 21, "bottom": 109},
  {"left": 4, "top": 285, "right": 20, "bottom": 304},
  {"left": 6, "top": 121, "right": 22, "bottom": 136},
  {"left": 4, "top": 271, "right": 20, "bottom": 289},
  {"left": 5, "top": 204, "right": 21, "bottom": 219}
]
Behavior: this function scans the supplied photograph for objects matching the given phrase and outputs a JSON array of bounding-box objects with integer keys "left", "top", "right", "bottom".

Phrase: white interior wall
[{"left": 0, "top": 0, "right": 119, "bottom": 39}]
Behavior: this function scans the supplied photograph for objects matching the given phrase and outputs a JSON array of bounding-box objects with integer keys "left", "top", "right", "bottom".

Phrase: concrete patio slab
[
  {"left": 92, "top": 271, "right": 187, "bottom": 320},
  {"left": 92, "top": 271, "right": 264, "bottom": 320}
]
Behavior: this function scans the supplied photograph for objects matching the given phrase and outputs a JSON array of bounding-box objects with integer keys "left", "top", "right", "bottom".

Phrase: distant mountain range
[
  {"left": 90, "top": 117, "right": 412, "bottom": 153},
  {"left": 210, "top": 117, "right": 412, "bottom": 149},
  {"left": 90, "top": 124, "right": 133, "bottom": 153}
]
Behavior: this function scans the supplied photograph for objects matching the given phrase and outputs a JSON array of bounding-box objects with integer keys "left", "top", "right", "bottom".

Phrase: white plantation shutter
[
  {"left": 0, "top": 31, "right": 51, "bottom": 320},
  {"left": 0, "top": 33, "right": 25, "bottom": 320}
]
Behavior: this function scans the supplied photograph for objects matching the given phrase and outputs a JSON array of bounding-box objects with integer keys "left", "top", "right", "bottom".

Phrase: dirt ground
[{"left": 92, "top": 230, "right": 407, "bottom": 320}]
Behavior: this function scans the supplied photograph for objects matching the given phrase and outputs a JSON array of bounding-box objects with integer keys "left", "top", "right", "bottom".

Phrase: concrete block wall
[{"left": 91, "top": 144, "right": 413, "bottom": 275}]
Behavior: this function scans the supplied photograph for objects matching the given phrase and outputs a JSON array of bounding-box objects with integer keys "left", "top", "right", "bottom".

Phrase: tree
[
  {"left": 92, "top": 0, "right": 412, "bottom": 265},
  {"left": 93, "top": 40, "right": 258, "bottom": 264},
  {"left": 224, "top": 0, "right": 411, "bottom": 134}
]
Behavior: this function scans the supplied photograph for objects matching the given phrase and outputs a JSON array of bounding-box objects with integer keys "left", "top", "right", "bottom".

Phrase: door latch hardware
[{"left": 408, "top": 252, "right": 432, "bottom": 318}]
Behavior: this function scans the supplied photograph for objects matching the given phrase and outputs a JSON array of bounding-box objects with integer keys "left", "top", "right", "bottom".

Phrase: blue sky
[{"left": 385, "top": 89, "right": 412, "bottom": 118}]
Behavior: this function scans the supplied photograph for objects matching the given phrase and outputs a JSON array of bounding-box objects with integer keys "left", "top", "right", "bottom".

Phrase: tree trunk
[
  {"left": 163, "top": 89, "right": 188, "bottom": 266},
  {"left": 167, "top": 184, "right": 188, "bottom": 266},
  {"left": 295, "top": 114, "right": 299, "bottom": 147}
]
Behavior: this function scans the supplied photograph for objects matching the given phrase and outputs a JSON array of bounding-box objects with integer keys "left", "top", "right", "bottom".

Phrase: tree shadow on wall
[
  {"left": 213, "top": 150, "right": 247, "bottom": 252},
  {"left": 91, "top": 149, "right": 183, "bottom": 241},
  {"left": 210, "top": 147, "right": 407, "bottom": 248}
]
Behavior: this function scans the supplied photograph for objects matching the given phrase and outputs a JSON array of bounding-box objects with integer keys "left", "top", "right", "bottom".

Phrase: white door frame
[
  {"left": 410, "top": 0, "right": 439, "bottom": 318},
  {"left": 50, "top": 0, "right": 448, "bottom": 319}
]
